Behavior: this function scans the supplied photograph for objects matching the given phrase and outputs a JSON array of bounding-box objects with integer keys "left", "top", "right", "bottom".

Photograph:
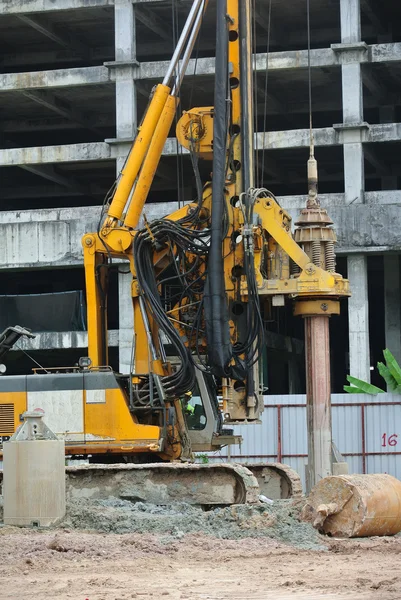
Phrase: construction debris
[
  {"left": 0, "top": 494, "right": 325, "bottom": 551},
  {"left": 65, "top": 497, "right": 326, "bottom": 550},
  {"left": 301, "top": 474, "right": 401, "bottom": 538}
]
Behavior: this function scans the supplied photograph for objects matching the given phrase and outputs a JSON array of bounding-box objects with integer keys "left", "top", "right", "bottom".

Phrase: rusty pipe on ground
[{"left": 302, "top": 474, "right": 401, "bottom": 537}]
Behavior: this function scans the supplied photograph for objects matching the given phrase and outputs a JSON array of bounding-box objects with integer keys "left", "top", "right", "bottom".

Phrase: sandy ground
[{"left": 0, "top": 528, "right": 400, "bottom": 600}]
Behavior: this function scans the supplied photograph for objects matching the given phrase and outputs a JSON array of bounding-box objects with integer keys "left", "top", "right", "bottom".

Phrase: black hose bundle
[
  {"left": 133, "top": 217, "right": 209, "bottom": 398},
  {"left": 133, "top": 0, "right": 264, "bottom": 392},
  {"left": 203, "top": 0, "right": 238, "bottom": 379}
]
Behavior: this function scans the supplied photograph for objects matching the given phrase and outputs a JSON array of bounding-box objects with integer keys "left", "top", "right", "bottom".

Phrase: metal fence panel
[
  {"left": 367, "top": 455, "right": 401, "bottom": 479},
  {"left": 281, "top": 405, "right": 307, "bottom": 457},
  {"left": 365, "top": 403, "right": 401, "bottom": 453},
  {"left": 207, "top": 393, "right": 401, "bottom": 491},
  {"left": 332, "top": 404, "right": 361, "bottom": 454}
]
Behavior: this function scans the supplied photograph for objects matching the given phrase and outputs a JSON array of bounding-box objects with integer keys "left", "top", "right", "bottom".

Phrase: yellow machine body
[
  {"left": 0, "top": 0, "right": 349, "bottom": 464},
  {"left": 0, "top": 375, "right": 165, "bottom": 457}
]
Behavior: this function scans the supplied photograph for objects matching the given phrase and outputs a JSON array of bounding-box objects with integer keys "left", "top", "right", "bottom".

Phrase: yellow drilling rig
[{"left": 0, "top": 0, "right": 349, "bottom": 503}]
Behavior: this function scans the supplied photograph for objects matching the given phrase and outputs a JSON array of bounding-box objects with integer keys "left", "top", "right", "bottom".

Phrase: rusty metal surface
[
  {"left": 305, "top": 315, "right": 332, "bottom": 489},
  {"left": 302, "top": 474, "right": 401, "bottom": 537}
]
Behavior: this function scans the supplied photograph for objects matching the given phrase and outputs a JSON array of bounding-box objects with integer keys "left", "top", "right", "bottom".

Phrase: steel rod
[
  {"left": 163, "top": 0, "right": 205, "bottom": 87},
  {"left": 172, "top": 0, "right": 208, "bottom": 96}
]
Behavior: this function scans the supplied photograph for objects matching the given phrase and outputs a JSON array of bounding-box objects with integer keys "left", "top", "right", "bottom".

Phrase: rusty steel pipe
[
  {"left": 302, "top": 474, "right": 401, "bottom": 537},
  {"left": 304, "top": 315, "right": 332, "bottom": 490}
]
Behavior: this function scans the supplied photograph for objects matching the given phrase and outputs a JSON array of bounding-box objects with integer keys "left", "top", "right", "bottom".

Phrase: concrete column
[
  {"left": 339, "top": 0, "right": 365, "bottom": 205},
  {"left": 115, "top": 0, "right": 136, "bottom": 144},
  {"left": 343, "top": 141, "right": 364, "bottom": 204},
  {"left": 347, "top": 255, "right": 370, "bottom": 381},
  {"left": 340, "top": 61, "right": 365, "bottom": 204},
  {"left": 340, "top": 0, "right": 361, "bottom": 43},
  {"left": 342, "top": 63, "right": 363, "bottom": 124},
  {"left": 118, "top": 270, "right": 134, "bottom": 374},
  {"left": 384, "top": 255, "right": 401, "bottom": 365},
  {"left": 114, "top": 0, "right": 137, "bottom": 372}
]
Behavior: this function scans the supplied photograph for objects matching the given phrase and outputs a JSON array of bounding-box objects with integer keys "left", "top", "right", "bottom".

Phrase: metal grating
[{"left": 0, "top": 404, "right": 14, "bottom": 434}]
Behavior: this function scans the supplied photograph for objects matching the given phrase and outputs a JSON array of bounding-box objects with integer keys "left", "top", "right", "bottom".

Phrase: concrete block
[
  {"left": 333, "top": 462, "right": 349, "bottom": 476},
  {"left": 3, "top": 439, "right": 65, "bottom": 527}
]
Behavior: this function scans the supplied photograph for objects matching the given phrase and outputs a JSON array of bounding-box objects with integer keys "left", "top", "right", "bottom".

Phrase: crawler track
[{"left": 66, "top": 462, "right": 260, "bottom": 505}]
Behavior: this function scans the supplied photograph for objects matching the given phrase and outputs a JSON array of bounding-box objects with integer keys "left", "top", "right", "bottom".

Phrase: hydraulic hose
[{"left": 203, "top": 0, "right": 237, "bottom": 378}]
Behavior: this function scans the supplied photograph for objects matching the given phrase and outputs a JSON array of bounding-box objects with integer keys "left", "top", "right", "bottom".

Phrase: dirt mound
[
  {"left": 0, "top": 491, "right": 323, "bottom": 550},
  {"left": 60, "top": 496, "right": 324, "bottom": 550}
]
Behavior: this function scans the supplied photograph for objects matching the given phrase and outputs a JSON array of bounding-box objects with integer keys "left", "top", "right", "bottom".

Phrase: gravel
[{"left": 60, "top": 497, "right": 325, "bottom": 550}]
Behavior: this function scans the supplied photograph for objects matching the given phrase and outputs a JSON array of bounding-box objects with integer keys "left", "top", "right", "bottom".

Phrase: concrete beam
[
  {"left": 2, "top": 198, "right": 401, "bottom": 270},
  {"left": 17, "top": 14, "right": 89, "bottom": 58},
  {"left": 332, "top": 203, "right": 401, "bottom": 251},
  {"left": 256, "top": 127, "right": 338, "bottom": 149},
  {"left": 371, "top": 43, "right": 401, "bottom": 64},
  {"left": 264, "top": 191, "right": 401, "bottom": 211},
  {"left": 0, "top": 142, "right": 113, "bottom": 166},
  {"left": 365, "top": 190, "right": 401, "bottom": 205},
  {"left": 1, "top": 124, "right": 401, "bottom": 168},
  {"left": 136, "top": 49, "right": 338, "bottom": 80},
  {"left": 0, "top": 0, "right": 113, "bottom": 14},
  {"left": 0, "top": 203, "right": 180, "bottom": 270},
  {"left": 0, "top": 52, "right": 337, "bottom": 95},
  {"left": 0, "top": 66, "right": 111, "bottom": 92},
  {"left": 0, "top": 206, "right": 100, "bottom": 225},
  {"left": 1, "top": 45, "right": 401, "bottom": 94},
  {"left": 11, "top": 330, "right": 118, "bottom": 352},
  {"left": 5, "top": 37, "right": 395, "bottom": 73}
]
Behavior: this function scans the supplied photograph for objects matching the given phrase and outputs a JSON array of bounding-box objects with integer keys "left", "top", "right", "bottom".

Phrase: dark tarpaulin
[{"left": 0, "top": 290, "right": 87, "bottom": 332}]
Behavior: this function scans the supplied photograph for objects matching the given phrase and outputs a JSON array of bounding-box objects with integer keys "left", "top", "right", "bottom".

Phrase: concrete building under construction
[{"left": 1, "top": 0, "right": 400, "bottom": 394}]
